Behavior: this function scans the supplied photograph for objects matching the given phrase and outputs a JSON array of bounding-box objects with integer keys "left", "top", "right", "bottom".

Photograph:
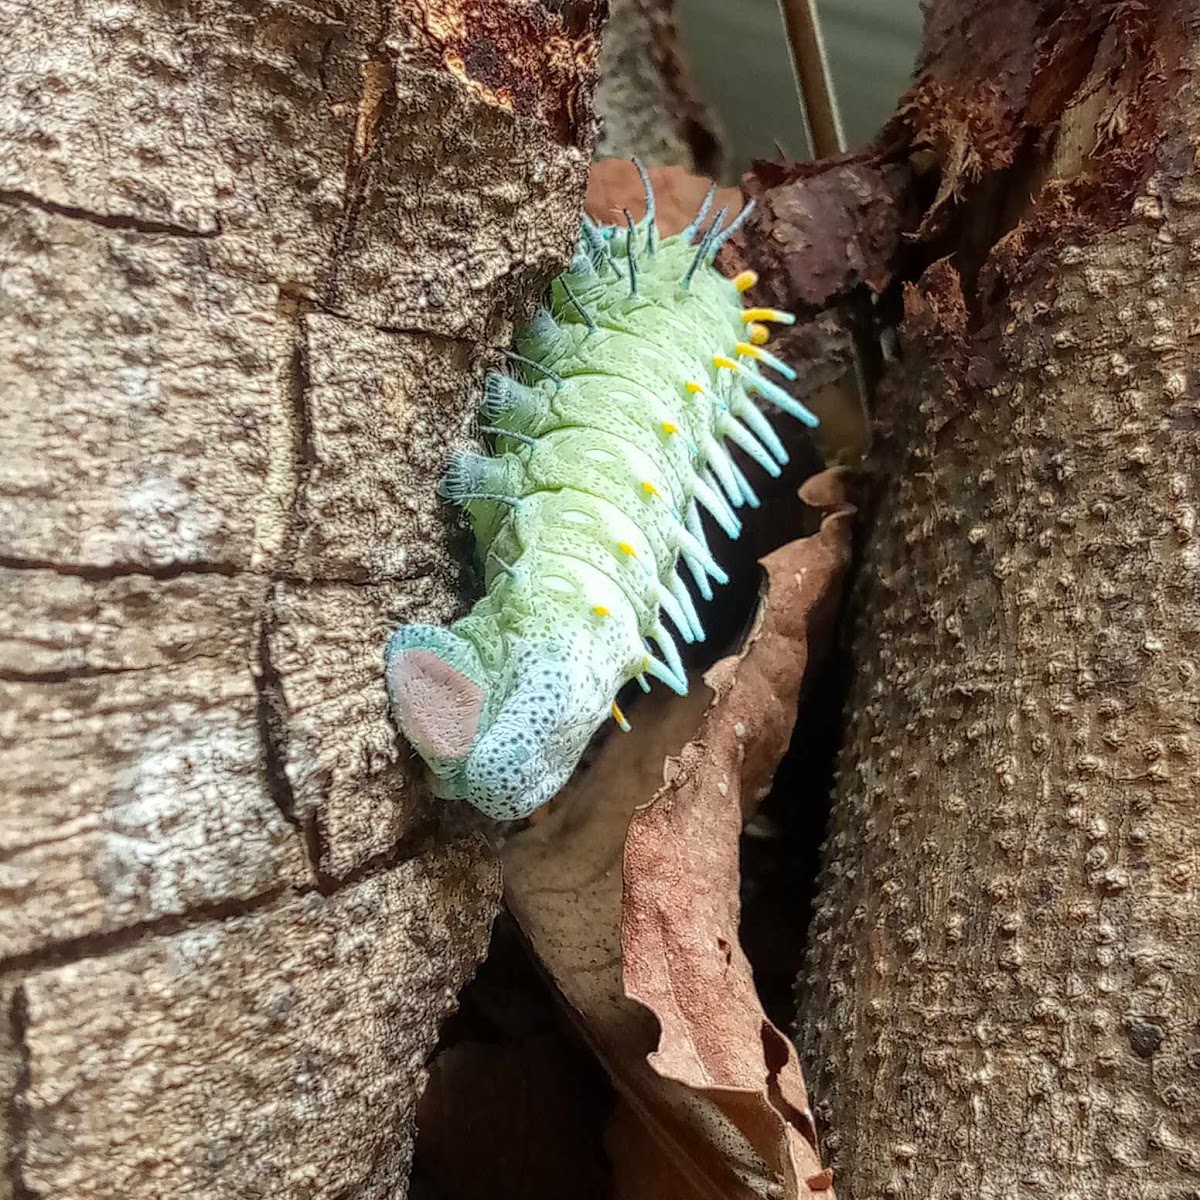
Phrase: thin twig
[{"left": 776, "top": 0, "right": 845, "bottom": 158}]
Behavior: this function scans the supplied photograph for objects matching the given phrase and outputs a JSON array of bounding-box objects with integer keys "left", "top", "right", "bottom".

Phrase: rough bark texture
[
  {"left": 799, "top": 4, "right": 1200, "bottom": 1197},
  {"left": 1, "top": 0, "right": 602, "bottom": 1193},
  {"left": 593, "top": 0, "right": 720, "bottom": 172}
]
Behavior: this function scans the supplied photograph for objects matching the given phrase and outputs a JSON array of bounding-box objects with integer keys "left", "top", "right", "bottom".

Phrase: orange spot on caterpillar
[
  {"left": 611, "top": 700, "right": 631, "bottom": 731},
  {"left": 734, "top": 269, "right": 758, "bottom": 293},
  {"left": 747, "top": 322, "right": 770, "bottom": 345}
]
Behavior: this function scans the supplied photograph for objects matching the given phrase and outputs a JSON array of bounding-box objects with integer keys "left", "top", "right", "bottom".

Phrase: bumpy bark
[
  {"left": 0, "top": 0, "right": 602, "bottom": 1194},
  {"left": 799, "top": 4, "right": 1200, "bottom": 1197}
]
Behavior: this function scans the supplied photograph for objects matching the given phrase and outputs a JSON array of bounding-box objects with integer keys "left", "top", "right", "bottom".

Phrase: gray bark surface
[
  {"left": 798, "top": 4, "right": 1200, "bottom": 1197},
  {"left": 594, "top": 0, "right": 720, "bottom": 172},
  {"left": 1, "top": 0, "right": 601, "bottom": 1192}
]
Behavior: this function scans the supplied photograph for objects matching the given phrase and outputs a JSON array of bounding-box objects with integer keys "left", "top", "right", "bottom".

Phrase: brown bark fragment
[
  {"left": 398, "top": 0, "right": 603, "bottom": 147},
  {"left": 732, "top": 159, "right": 914, "bottom": 464},
  {"left": 890, "top": 0, "right": 1183, "bottom": 246},
  {"left": 743, "top": 163, "right": 912, "bottom": 310}
]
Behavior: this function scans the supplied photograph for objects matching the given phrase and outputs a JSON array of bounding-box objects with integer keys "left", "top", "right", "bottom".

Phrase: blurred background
[{"left": 675, "top": 0, "right": 923, "bottom": 172}]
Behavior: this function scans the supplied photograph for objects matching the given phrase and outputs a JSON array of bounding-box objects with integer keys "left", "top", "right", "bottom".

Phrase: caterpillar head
[{"left": 386, "top": 626, "right": 605, "bottom": 819}]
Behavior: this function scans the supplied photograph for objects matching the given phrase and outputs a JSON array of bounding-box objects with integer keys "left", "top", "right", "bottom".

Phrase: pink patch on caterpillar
[{"left": 387, "top": 649, "right": 483, "bottom": 760}]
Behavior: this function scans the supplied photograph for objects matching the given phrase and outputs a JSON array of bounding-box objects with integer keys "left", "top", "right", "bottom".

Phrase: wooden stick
[{"left": 777, "top": 0, "right": 846, "bottom": 158}]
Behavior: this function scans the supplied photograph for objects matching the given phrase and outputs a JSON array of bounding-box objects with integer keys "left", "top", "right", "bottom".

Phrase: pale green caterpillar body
[{"left": 386, "top": 166, "right": 816, "bottom": 819}]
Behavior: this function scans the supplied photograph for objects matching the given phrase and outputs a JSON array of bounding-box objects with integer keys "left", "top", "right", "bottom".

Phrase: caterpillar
[{"left": 386, "top": 163, "right": 816, "bottom": 820}]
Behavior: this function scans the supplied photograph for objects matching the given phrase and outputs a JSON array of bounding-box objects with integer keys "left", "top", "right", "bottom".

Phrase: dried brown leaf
[
  {"left": 623, "top": 469, "right": 854, "bottom": 1200},
  {"left": 606, "top": 1099, "right": 716, "bottom": 1200},
  {"left": 586, "top": 159, "right": 741, "bottom": 236},
  {"left": 503, "top": 470, "right": 853, "bottom": 1200}
]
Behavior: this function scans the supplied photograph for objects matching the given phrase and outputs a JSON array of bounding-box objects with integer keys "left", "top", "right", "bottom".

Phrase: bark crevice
[
  {"left": 0, "top": 888, "right": 295, "bottom": 977},
  {"left": 0, "top": 556, "right": 243, "bottom": 582},
  {"left": 0, "top": 189, "right": 220, "bottom": 240},
  {"left": 6, "top": 987, "right": 32, "bottom": 1200},
  {"left": 253, "top": 583, "right": 325, "bottom": 886}
]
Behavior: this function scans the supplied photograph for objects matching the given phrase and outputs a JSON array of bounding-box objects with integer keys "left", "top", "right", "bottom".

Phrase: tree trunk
[
  {"left": 0, "top": 0, "right": 602, "bottom": 1194},
  {"left": 799, "top": 3, "right": 1200, "bottom": 1197},
  {"left": 594, "top": 0, "right": 721, "bottom": 173}
]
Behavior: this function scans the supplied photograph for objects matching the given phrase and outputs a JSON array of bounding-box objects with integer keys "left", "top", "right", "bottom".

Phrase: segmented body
[{"left": 386, "top": 167, "right": 816, "bottom": 819}]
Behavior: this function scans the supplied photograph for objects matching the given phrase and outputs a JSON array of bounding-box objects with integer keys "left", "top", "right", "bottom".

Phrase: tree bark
[
  {"left": 594, "top": 0, "right": 721, "bottom": 173},
  {"left": 799, "top": 3, "right": 1200, "bottom": 1197},
  {"left": 0, "top": 0, "right": 602, "bottom": 1194}
]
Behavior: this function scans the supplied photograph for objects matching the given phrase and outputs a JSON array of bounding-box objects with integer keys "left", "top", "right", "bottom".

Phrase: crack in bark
[
  {"left": 326, "top": 47, "right": 399, "bottom": 308},
  {"left": 0, "top": 888, "right": 297, "bottom": 977},
  {"left": 0, "top": 651, "right": 226, "bottom": 685},
  {"left": 317, "top": 821, "right": 441, "bottom": 897},
  {"left": 278, "top": 281, "right": 483, "bottom": 347},
  {"left": 0, "top": 555, "right": 243, "bottom": 582},
  {"left": 0, "top": 554, "right": 432, "bottom": 588},
  {"left": 0, "top": 189, "right": 221, "bottom": 239},
  {"left": 254, "top": 585, "right": 306, "bottom": 844},
  {"left": 282, "top": 310, "right": 316, "bottom": 574},
  {"left": 251, "top": 579, "right": 339, "bottom": 890},
  {"left": 6, "top": 988, "right": 33, "bottom": 1200}
]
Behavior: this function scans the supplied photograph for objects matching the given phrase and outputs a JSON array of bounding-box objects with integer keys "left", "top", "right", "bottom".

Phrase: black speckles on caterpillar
[{"left": 386, "top": 161, "right": 816, "bottom": 820}]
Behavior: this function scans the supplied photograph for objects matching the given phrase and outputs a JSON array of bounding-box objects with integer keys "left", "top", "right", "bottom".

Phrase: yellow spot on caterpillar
[
  {"left": 661, "top": 420, "right": 679, "bottom": 435},
  {"left": 735, "top": 341, "right": 764, "bottom": 361},
  {"left": 593, "top": 604, "right": 611, "bottom": 618},
  {"left": 611, "top": 700, "right": 631, "bottom": 732},
  {"left": 742, "top": 307, "right": 796, "bottom": 326},
  {"left": 618, "top": 541, "right": 638, "bottom": 557},
  {"left": 747, "top": 322, "right": 770, "bottom": 346},
  {"left": 685, "top": 380, "right": 705, "bottom": 395},
  {"left": 641, "top": 480, "right": 661, "bottom": 497},
  {"left": 734, "top": 269, "right": 759, "bottom": 293},
  {"left": 713, "top": 355, "right": 740, "bottom": 372}
]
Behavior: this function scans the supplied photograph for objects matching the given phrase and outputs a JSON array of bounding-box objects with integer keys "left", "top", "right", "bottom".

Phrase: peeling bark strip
[
  {"left": 799, "top": 5, "right": 1200, "bottom": 1197},
  {"left": 2, "top": 0, "right": 601, "bottom": 1191}
]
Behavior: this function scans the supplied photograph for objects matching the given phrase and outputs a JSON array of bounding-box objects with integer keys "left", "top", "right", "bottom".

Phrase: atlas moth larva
[{"left": 386, "top": 162, "right": 817, "bottom": 820}]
